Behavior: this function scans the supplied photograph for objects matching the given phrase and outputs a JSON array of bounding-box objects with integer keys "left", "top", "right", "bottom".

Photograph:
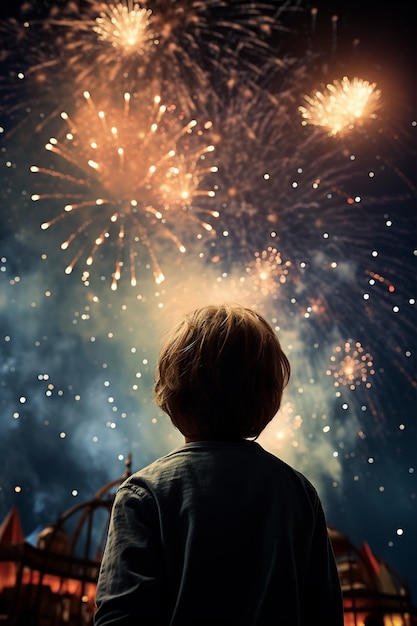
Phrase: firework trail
[
  {"left": 43, "top": 0, "right": 296, "bottom": 114},
  {"left": 0, "top": 13, "right": 71, "bottom": 136},
  {"left": 198, "top": 60, "right": 312, "bottom": 268},
  {"left": 30, "top": 88, "right": 219, "bottom": 289},
  {"left": 0, "top": 0, "right": 297, "bottom": 135}
]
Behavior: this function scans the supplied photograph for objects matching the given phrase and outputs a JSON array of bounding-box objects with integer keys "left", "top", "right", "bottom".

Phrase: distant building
[
  {"left": 1, "top": 456, "right": 415, "bottom": 626},
  {"left": 329, "top": 528, "right": 416, "bottom": 626}
]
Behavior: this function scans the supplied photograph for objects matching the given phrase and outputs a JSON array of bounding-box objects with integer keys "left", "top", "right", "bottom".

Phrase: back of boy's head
[{"left": 153, "top": 303, "right": 291, "bottom": 441}]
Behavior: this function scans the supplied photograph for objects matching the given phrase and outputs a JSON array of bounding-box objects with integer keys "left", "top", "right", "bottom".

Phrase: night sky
[{"left": 0, "top": 0, "right": 416, "bottom": 606}]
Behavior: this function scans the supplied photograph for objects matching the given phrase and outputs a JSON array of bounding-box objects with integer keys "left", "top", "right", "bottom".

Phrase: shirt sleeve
[
  {"left": 94, "top": 483, "right": 170, "bottom": 626},
  {"left": 301, "top": 495, "right": 345, "bottom": 626}
]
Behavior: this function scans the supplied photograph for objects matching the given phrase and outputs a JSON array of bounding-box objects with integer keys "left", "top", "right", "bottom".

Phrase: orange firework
[
  {"left": 246, "top": 247, "right": 292, "bottom": 296},
  {"left": 327, "top": 340, "right": 375, "bottom": 390},
  {"left": 30, "top": 90, "right": 218, "bottom": 289}
]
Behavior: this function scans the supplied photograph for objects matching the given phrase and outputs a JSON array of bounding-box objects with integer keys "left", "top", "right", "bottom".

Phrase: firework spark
[
  {"left": 30, "top": 90, "right": 218, "bottom": 289},
  {"left": 299, "top": 76, "right": 382, "bottom": 136}
]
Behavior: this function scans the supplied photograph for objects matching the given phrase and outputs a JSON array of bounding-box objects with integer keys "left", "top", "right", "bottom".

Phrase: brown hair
[{"left": 153, "top": 303, "right": 291, "bottom": 440}]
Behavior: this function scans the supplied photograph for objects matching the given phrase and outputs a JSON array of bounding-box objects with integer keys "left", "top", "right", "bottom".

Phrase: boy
[{"left": 94, "top": 303, "right": 344, "bottom": 625}]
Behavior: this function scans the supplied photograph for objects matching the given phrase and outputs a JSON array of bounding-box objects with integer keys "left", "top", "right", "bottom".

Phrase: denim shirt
[{"left": 94, "top": 440, "right": 344, "bottom": 626}]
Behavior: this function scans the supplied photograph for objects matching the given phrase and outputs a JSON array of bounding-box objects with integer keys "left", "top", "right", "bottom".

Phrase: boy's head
[{"left": 153, "top": 303, "right": 291, "bottom": 441}]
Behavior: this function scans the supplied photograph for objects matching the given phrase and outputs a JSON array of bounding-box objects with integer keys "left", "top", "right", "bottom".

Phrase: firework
[
  {"left": 204, "top": 65, "right": 388, "bottom": 274},
  {"left": 245, "top": 247, "right": 292, "bottom": 297},
  {"left": 30, "top": 89, "right": 218, "bottom": 289},
  {"left": 46, "top": 0, "right": 291, "bottom": 113},
  {"left": 298, "top": 76, "right": 381, "bottom": 136},
  {"left": 327, "top": 341, "right": 375, "bottom": 390},
  {"left": 92, "top": 2, "right": 155, "bottom": 54}
]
